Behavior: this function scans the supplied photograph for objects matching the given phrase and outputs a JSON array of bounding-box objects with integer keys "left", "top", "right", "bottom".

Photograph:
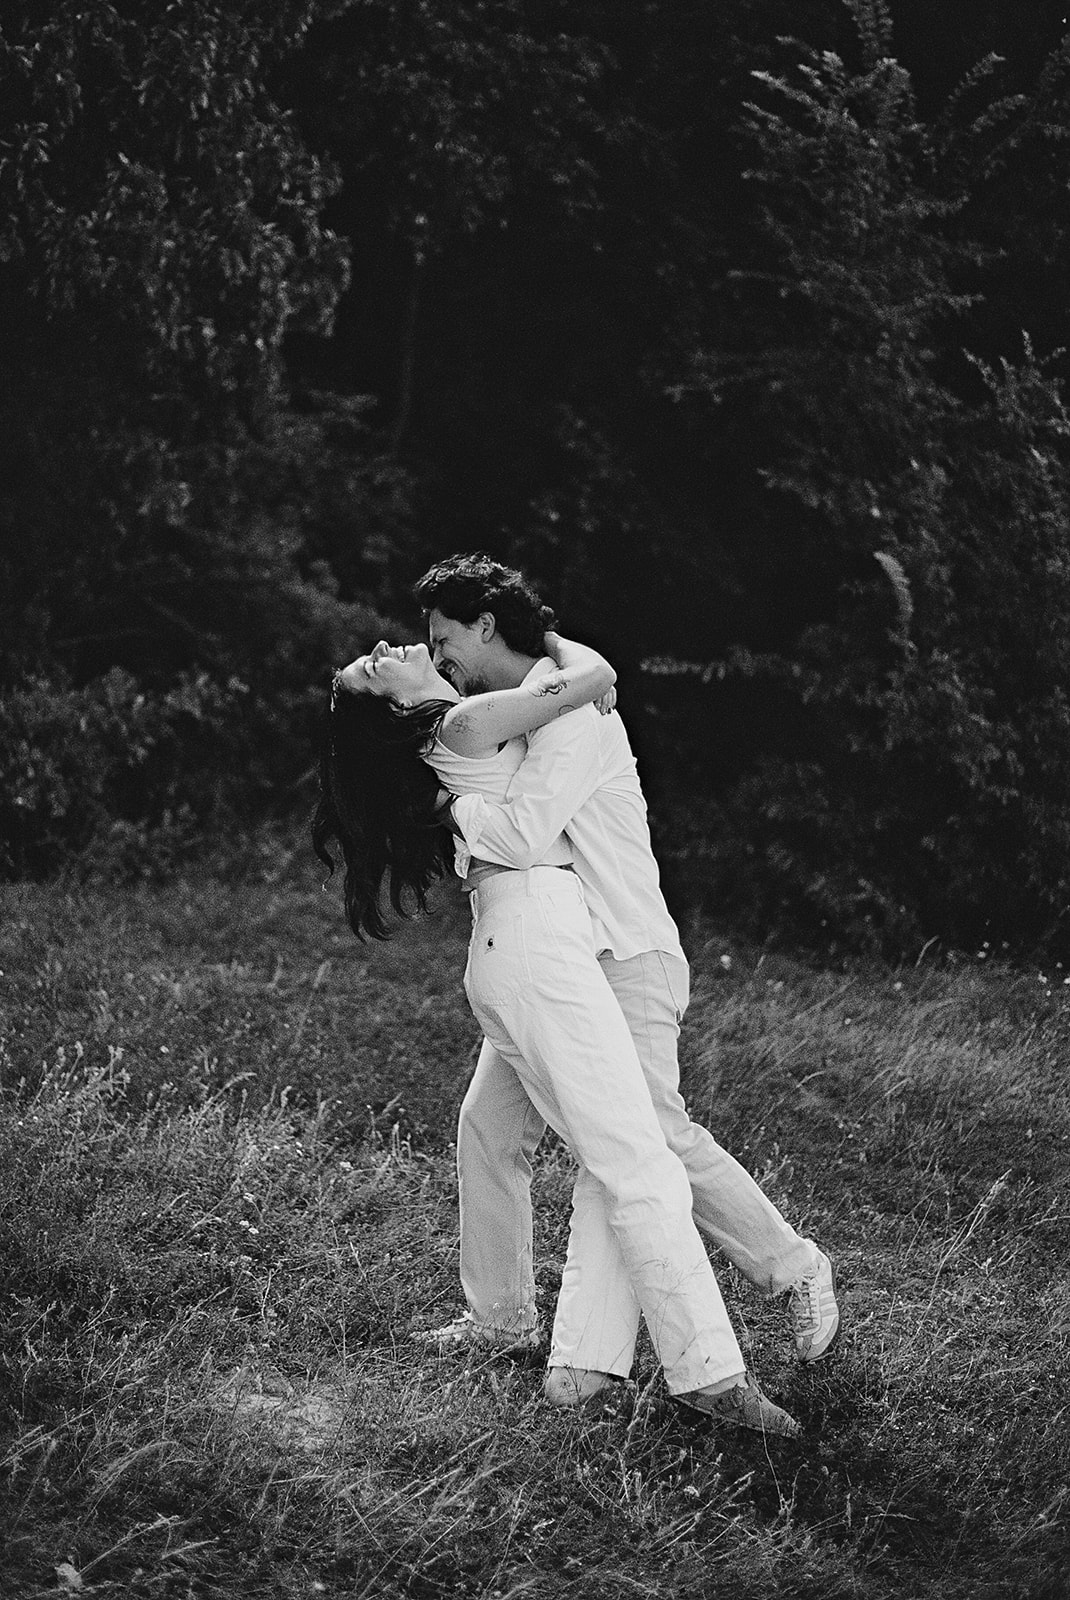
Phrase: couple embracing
[{"left": 314, "top": 552, "right": 839, "bottom": 1439}]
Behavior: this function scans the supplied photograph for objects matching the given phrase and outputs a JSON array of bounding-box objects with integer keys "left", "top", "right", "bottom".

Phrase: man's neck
[{"left": 481, "top": 649, "right": 541, "bottom": 692}]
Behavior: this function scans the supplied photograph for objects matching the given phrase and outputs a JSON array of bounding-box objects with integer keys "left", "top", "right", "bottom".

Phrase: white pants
[
  {"left": 458, "top": 918, "right": 817, "bottom": 1379},
  {"left": 462, "top": 867, "right": 743, "bottom": 1395}
]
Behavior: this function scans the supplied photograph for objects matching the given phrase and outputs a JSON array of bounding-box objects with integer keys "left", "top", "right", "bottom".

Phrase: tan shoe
[
  {"left": 544, "top": 1366, "right": 617, "bottom": 1410},
  {"left": 676, "top": 1371, "right": 801, "bottom": 1438}
]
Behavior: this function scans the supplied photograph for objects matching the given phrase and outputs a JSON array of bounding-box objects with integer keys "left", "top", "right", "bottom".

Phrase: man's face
[{"left": 427, "top": 608, "right": 493, "bottom": 695}]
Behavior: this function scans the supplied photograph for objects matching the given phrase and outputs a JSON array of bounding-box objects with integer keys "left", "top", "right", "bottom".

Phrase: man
[{"left": 413, "top": 553, "right": 839, "bottom": 1417}]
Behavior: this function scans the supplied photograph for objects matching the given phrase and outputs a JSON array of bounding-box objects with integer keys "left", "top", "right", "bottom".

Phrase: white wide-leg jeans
[
  {"left": 462, "top": 867, "right": 743, "bottom": 1396},
  {"left": 457, "top": 934, "right": 817, "bottom": 1378}
]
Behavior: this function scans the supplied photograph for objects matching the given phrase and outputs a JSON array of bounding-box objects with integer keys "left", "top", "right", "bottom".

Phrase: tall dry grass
[{"left": 1, "top": 875, "right": 1067, "bottom": 1597}]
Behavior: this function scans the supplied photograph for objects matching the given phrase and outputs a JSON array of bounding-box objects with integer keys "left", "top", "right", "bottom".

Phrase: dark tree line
[{"left": 3, "top": 0, "right": 1070, "bottom": 953}]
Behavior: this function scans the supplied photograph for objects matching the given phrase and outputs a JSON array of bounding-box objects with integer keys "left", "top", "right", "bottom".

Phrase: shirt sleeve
[{"left": 451, "top": 707, "right": 602, "bottom": 870}]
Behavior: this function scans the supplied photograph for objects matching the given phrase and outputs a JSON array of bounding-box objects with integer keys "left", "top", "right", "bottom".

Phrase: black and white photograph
[{"left": 1, "top": 3, "right": 1068, "bottom": 1596}]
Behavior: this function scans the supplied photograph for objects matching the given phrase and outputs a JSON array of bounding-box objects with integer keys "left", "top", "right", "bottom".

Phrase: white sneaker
[
  {"left": 411, "top": 1311, "right": 542, "bottom": 1357},
  {"left": 788, "top": 1247, "right": 840, "bottom": 1362}
]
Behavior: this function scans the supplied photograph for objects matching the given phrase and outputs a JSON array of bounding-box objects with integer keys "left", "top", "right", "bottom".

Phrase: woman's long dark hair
[{"left": 312, "top": 686, "right": 455, "bottom": 940}]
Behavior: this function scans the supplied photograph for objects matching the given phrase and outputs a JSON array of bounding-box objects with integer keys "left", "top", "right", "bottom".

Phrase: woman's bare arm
[
  {"left": 543, "top": 632, "right": 617, "bottom": 715},
  {"left": 437, "top": 636, "right": 616, "bottom": 757}
]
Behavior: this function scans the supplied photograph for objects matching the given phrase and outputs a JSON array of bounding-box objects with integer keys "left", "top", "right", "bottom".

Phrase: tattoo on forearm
[{"left": 531, "top": 675, "right": 567, "bottom": 698}]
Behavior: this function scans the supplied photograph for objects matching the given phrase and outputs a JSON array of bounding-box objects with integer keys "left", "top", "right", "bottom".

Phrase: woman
[
  {"left": 314, "top": 634, "right": 801, "bottom": 1437},
  {"left": 313, "top": 633, "right": 614, "bottom": 936}
]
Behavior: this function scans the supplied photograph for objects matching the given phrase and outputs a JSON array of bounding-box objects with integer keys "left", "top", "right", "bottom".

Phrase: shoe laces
[{"left": 791, "top": 1271, "right": 821, "bottom": 1329}]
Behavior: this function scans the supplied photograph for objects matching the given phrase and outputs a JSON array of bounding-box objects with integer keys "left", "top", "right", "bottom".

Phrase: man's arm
[{"left": 451, "top": 705, "right": 603, "bottom": 870}]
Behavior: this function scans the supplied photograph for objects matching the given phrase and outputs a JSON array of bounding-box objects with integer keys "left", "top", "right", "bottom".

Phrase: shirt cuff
[{"left": 451, "top": 793, "right": 488, "bottom": 852}]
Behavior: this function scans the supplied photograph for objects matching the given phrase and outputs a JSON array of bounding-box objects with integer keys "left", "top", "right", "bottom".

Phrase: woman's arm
[
  {"left": 437, "top": 636, "right": 616, "bottom": 757},
  {"left": 542, "top": 631, "right": 596, "bottom": 673},
  {"left": 545, "top": 631, "right": 617, "bottom": 715}
]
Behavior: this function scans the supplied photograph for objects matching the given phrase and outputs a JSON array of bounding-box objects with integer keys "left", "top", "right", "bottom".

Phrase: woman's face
[{"left": 340, "top": 641, "right": 459, "bottom": 707}]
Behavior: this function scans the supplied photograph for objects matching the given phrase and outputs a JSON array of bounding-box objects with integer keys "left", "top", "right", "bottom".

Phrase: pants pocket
[
  {"left": 466, "top": 912, "right": 532, "bottom": 1006},
  {"left": 655, "top": 950, "right": 690, "bottom": 1023}
]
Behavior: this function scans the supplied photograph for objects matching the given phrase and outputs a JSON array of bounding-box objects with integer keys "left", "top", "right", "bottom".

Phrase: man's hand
[
  {"left": 434, "top": 787, "right": 462, "bottom": 835},
  {"left": 594, "top": 686, "right": 617, "bottom": 716}
]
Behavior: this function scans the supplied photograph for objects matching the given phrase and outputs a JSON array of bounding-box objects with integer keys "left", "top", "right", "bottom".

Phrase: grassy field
[{"left": 1, "top": 861, "right": 1068, "bottom": 1599}]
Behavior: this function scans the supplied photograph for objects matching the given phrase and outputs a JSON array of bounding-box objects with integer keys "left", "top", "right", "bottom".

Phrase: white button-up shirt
[{"left": 451, "top": 664, "right": 684, "bottom": 964}]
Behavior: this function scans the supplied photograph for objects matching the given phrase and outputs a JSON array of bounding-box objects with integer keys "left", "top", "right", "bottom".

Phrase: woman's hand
[
  {"left": 542, "top": 630, "right": 564, "bottom": 665},
  {"left": 543, "top": 632, "right": 615, "bottom": 713}
]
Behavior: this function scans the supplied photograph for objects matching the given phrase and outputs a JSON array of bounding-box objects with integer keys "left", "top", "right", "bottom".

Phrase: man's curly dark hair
[{"left": 413, "top": 552, "right": 556, "bottom": 658}]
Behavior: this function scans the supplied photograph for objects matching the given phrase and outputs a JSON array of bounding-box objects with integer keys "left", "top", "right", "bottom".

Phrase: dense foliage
[
  {"left": 0, "top": 0, "right": 382, "bottom": 870},
  {"left": 3, "top": 0, "right": 1070, "bottom": 952}
]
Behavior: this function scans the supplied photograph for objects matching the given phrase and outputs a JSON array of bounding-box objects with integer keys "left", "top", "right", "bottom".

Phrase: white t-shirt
[{"left": 422, "top": 734, "right": 572, "bottom": 881}]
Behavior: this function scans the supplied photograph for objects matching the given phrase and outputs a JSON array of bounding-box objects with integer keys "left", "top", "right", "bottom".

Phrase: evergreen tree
[{"left": 676, "top": 0, "right": 1070, "bottom": 950}]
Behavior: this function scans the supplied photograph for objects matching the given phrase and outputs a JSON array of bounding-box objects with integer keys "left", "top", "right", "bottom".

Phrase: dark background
[{"left": 3, "top": 0, "right": 1070, "bottom": 955}]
